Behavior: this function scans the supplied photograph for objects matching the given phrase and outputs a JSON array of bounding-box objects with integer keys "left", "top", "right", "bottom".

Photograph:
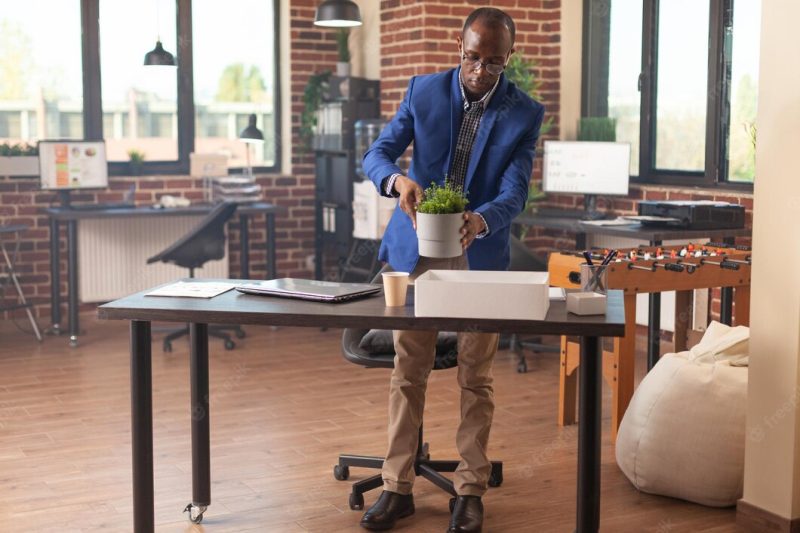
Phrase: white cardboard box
[
  {"left": 353, "top": 180, "right": 396, "bottom": 240},
  {"left": 566, "top": 291, "right": 607, "bottom": 315},
  {"left": 415, "top": 270, "right": 550, "bottom": 320},
  {"left": 190, "top": 153, "right": 229, "bottom": 178}
]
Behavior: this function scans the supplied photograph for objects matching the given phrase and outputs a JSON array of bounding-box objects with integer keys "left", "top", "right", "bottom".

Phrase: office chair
[
  {"left": 335, "top": 271, "right": 503, "bottom": 512},
  {"left": 146, "top": 201, "right": 244, "bottom": 351},
  {"left": 507, "top": 235, "right": 559, "bottom": 372}
]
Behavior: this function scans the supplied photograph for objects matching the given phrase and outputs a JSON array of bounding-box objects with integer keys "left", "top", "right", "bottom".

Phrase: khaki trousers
[{"left": 381, "top": 255, "right": 500, "bottom": 497}]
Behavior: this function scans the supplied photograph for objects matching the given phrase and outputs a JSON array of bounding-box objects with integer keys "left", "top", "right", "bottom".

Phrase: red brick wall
[
  {"left": 0, "top": 0, "right": 339, "bottom": 320},
  {"left": 376, "top": 0, "right": 753, "bottom": 326},
  {"left": 379, "top": 0, "right": 561, "bottom": 136}
]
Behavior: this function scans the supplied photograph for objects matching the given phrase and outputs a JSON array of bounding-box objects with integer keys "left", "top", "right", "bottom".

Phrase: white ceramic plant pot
[
  {"left": 336, "top": 62, "right": 351, "bottom": 77},
  {"left": 416, "top": 212, "right": 464, "bottom": 258}
]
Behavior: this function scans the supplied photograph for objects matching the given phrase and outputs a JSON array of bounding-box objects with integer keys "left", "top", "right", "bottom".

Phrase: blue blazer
[{"left": 363, "top": 67, "right": 545, "bottom": 273}]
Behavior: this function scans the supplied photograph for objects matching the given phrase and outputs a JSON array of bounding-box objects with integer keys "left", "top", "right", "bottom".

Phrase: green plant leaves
[
  {"left": 417, "top": 183, "right": 468, "bottom": 214},
  {"left": 0, "top": 142, "right": 37, "bottom": 156}
]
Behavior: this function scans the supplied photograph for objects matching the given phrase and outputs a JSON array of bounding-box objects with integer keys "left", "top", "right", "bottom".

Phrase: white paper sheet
[{"left": 145, "top": 281, "right": 236, "bottom": 298}]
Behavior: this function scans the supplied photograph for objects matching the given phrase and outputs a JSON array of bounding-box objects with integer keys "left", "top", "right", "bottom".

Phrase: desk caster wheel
[
  {"left": 449, "top": 497, "right": 456, "bottom": 513},
  {"left": 488, "top": 468, "right": 503, "bottom": 487},
  {"left": 163, "top": 341, "right": 172, "bottom": 353},
  {"left": 235, "top": 329, "right": 246, "bottom": 339},
  {"left": 69, "top": 335, "right": 78, "bottom": 348},
  {"left": 333, "top": 464, "right": 350, "bottom": 481},
  {"left": 183, "top": 503, "right": 207, "bottom": 524},
  {"left": 224, "top": 339, "right": 235, "bottom": 350},
  {"left": 517, "top": 358, "right": 528, "bottom": 374},
  {"left": 349, "top": 492, "right": 364, "bottom": 511}
]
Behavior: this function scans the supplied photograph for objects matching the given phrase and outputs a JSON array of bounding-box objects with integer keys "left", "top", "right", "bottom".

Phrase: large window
[
  {"left": 193, "top": 0, "right": 276, "bottom": 168},
  {"left": 583, "top": 0, "right": 760, "bottom": 186},
  {"left": 1, "top": 0, "right": 280, "bottom": 174},
  {"left": 0, "top": 1, "right": 84, "bottom": 144},
  {"left": 100, "top": 0, "right": 178, "bottom": 162}
]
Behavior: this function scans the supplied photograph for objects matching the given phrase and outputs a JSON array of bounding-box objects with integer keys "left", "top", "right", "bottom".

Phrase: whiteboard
[
  {"left": 542, "top": 141, "right": 630, "bottom": 196},
  {"left": 38, "top": 140, "right": 108, "bottom": 190}
]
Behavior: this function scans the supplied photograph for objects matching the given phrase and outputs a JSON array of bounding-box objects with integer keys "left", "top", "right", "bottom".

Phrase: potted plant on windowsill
[
  {"left": 128, "top": 149, "right": 146, "bottom": 176},
  {"left": 0, "top": 142, "right": 39, "bottom": 176},
  {"left": 416, "top": 183, "right": 469, "bottom": 258}
]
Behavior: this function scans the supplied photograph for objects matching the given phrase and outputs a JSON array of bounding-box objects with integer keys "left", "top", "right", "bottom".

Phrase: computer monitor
[
  {"left": 38, "top": 140, "right": 108, "bottom": 205},
  {"left": 542, "top": 141, "right": 631, "bottom": 219}
]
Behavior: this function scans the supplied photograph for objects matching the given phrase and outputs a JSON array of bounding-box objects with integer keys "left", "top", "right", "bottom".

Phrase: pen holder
[{"left": 580, "top": 263, "right": 609, "bottom": 294}]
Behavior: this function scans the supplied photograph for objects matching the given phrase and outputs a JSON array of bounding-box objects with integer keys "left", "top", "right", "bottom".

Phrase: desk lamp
[
  {"left": 239, "top": 114, "right": 264, "bottom": 177},
  {"left": 314, "top": 0, "right": 362, "bottom": 27}
]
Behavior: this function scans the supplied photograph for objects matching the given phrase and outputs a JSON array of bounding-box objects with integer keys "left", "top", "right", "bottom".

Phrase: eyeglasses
[{"left": 460, "top": 52, "right": 506, "bottom": 76}]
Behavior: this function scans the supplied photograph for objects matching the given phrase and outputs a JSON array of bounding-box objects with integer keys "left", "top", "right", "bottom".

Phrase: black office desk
[
  {"left": 98, "top": 282, "right": 626, "bottom": 533},
  {"left": 45, "top": 202, "right": 284, "bottom": 346},
  {"left": 515, "top": 213, "right": 751, "bottom": 368}
]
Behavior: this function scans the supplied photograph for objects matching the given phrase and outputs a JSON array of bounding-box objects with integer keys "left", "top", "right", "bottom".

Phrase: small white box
[
  {"left": 190, "top": 153, "right": 229, "bottom": 178},
  {"left": 415, "top": 270, "right": 550, "bottom": 320},
  {"left": 353, "top": 180, "right": 397, "bottom": 240},
  {"left": 566, "top": 292, "right": 607, "bottom": 315}
]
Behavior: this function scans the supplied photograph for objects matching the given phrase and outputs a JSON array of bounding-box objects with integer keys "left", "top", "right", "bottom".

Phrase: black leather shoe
[
  {"left": 360, "top": 490, "right": 415, "bottom": 531},
  {"left": 447, "top": 495, "right": 483, "bottom": 533}
]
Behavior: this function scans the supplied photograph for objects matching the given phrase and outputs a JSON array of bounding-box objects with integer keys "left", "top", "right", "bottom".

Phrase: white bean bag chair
[{"left": 615, "top": 321, "right": 749, "bottom": 507}]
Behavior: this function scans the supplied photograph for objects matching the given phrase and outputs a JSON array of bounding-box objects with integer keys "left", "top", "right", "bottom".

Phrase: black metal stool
[{"left": 0, "top": 224, "right": 42, "bottom": 341}]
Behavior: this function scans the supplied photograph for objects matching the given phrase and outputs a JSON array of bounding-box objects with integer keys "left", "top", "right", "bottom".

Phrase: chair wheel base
[
  {"left": 349, "top": 491, "right": 364, "bottom": 510},
  {"left": 333, "top": 464, "right": 350, "bottom": 481},
  {"left": 489, "top": 469, "right": 503, "bottom": 487}
]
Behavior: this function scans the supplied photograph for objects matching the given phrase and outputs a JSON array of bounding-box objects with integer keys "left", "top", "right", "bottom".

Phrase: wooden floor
[{"left": 0, "top": 315, "right": 742, "bottom": 532}]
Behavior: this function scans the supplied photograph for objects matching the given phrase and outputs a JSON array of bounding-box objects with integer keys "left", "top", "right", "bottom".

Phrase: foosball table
[{"left": 548, "top": 242, "right": 752, "bottom": 439}]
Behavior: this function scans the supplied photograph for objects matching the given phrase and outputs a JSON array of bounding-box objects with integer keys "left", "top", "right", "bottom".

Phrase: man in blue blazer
[{"left": 360, "top": 8, "right": 544, "bottom": 532}]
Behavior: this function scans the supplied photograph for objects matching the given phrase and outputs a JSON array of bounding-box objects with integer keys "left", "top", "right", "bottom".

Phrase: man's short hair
[{"left": 462, "top": 7, "right": 516, "bottom": 46}]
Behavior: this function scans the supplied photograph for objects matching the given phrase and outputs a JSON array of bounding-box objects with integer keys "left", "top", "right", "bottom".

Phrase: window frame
[
  {"left": 582, "top": 0, "right": 754, "bottom": 190},
  {"left": 79, "top": 0, "right": 281, "bottom": 176}
]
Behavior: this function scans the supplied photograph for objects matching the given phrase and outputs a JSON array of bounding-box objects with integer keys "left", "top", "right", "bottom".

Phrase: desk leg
[
  {"left": 240, "top": 215, "right": 250, "bottom": 279},
  {"left": 186, "top": 323, "right": 211, "bottom": 524},
  {"left": 576, "top": 335, "right": 601, "bottom": 533},
  {"left": 720, "top": 236, "right": 735, "bottom": 325},
  {"left": 131, "top": 320, "right": 154, "bottom": 533},
  {"left": 49, "top": 218, "right": 61, "bottom": 334},
  {"left": 575, "top": 232, "right": 587, "bottom": 252},
  {"left": 647, "top": 293, "right": 661, "bottom": 370},
  {"left": 267, "top": 213, "right": 277, "bottom": 280},
  {"left": 67, "top": 220, "right": 79, "bottom": 347}
]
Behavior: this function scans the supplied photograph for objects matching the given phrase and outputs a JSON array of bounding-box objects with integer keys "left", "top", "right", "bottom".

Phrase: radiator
[
  {"left": 588, "top": 235, "right": 710, "bottom": 332},
  {"left": 78, "top": 216, "right": 229, "bottom": 303}
]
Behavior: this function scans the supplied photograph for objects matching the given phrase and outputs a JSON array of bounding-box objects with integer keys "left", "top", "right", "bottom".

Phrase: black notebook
[{"left": 235, "top": 278, "right": 382, "bottom": 303}]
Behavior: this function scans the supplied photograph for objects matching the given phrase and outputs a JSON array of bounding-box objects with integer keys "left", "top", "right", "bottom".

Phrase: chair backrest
[
  {"left": 340, "top": 266, "right": 458, "bottom": 371},
  {"left": 509, "top": 235, "right": 547, "bottom": 272},
  {"left": 146, "top": 202, "right": 238, "bottom": 271}
]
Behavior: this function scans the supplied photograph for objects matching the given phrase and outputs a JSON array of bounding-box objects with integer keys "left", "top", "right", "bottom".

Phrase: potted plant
[
  {"left": 335, "top": 28, "right": 351, "bottom": 77},
  {"left": 300, "top": 70, "right": 332, "bottom": 152},
  {"left": 127, "top": 149, "right": 146, "bottom": 175},
  {"left": 0, "top": 142, "right": 39, "bottom": 176},
  {"left": 416, "top": 183, "right": 469, "bottom": 258},
  {"left": 577, "top": 117, "right": 617, "bottom": 141},
  {"left": 503, "top": 55, "right": 552, "bottom": 225}
]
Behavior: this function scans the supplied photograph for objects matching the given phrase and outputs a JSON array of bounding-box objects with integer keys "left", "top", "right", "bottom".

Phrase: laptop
[{"left": 235, "top": 278, "right": 382, "bottom": 303}]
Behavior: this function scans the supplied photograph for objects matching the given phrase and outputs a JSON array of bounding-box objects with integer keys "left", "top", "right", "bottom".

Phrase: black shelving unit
[{"left": 313, "top": 76, "right": 380, "bottom": 281}]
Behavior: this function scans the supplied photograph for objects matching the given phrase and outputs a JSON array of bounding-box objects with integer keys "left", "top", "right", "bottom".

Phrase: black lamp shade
[
  {"left": 239, "top": 114, "right": 264, "bottom": 143},
  {"left": 314, "top": 0, "right": 362, "bottom": 27},
  {"left": 144, "top": 40, "right": 176, "bottom": 66}
]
